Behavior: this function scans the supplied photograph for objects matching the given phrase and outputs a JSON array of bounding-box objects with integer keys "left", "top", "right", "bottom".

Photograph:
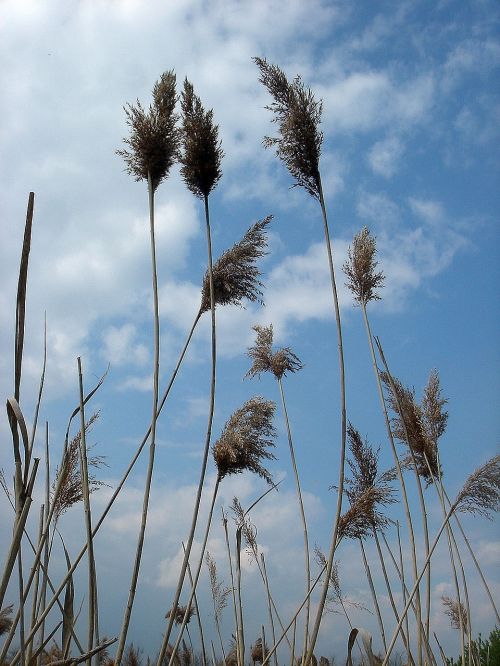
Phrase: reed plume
[
  {"left": 117, "top": 71, "right": 179, "bottom": 191},
  {"left": 213, "top": 397, "right": 276, "bottom": 484},
  {"left": 251, "top": 638, "right": 268, "bottom": 665},
  {"left": 246, "top": 324, "right": 302, "bottom": 380},
  {"left": 454, "top": 454, "right": 500, "bottom": 517},
  {"left": 0, "top": 605, "right": 13, "bottom": 637},
  {"left": 166, "top": 605, "right": 196, "bottom": 627},
  {"left": 200, "top": 216, "right": 272, "bottom": 313},
  {"left": 442, "top": 596, "right": 468, "bottom": 633},
  {"left": 343, "top": 227, "right": 384, "bottom": 306},
  {"left": 254, "top": 57, "right": 322, "bottom": 199},
  {"left": 180, "top": 78, "right": 223, "bottom": 198},
  {"left": 380, "top": 372, "right": 440, "bottom": 484}
]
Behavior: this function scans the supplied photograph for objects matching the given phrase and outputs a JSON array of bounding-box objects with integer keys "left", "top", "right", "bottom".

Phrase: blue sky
[{"left": 0, "top": 0, "right": 499, "bottom": 661}]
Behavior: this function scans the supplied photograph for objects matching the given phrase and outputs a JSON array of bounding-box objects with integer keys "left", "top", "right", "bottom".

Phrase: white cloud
[
  {"left": 101, "top": 323, "right": 149, "bottom": 367},
  {"left": 368, "top": 135, "right": 404, "bottom": 178}
]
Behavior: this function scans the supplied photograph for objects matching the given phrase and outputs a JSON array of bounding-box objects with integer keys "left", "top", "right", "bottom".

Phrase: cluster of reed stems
[{"left": 1, "top": 59, "right": 499, "bottom": 666}]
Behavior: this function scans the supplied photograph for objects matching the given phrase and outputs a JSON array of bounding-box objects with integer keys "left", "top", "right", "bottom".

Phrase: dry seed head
[
  {"left": 381, "top": 372, "right": 440, "bottom": 484},
  {"left": 117, "top": 71, "right": 179, "bottom": 192},
  {"left": 166, "top": 604, "right": 196, "bottom": 626},
  {"left": 200, "top": 216, "right": 272, "bottom": 312},
  {"left": 213, "top": 397, "right": 276, "bottom": 483},
  {"left": 454, "top": 454, "right": 500, "bottom": 518},
  {"left": 180, "top": 78, "right": 223, "bottom": 198},
  {"left": 441, "top": 595, "right": 468, "bottom": 632},
  {"left": 0, "top": 605, "right": 13, "bottom": 637},
  {"left": 246, "top": 324, "right": 303, "bottom": 380},
  {"left": 251, "top": 638, "right": 268, "bottom": 664},
  {"left": 338, "top": 486, "right": 391, "bottom": 541},
  {"left": 52, "top": 412, "right": 107, "bottom": 520},
  {"left": 343, "top": 227, "right": 384, "bottom": 305},
  {"left": 254, "top": 57, "right": 323, "bottom": 199},
  {"left": 205, "top": 551, "right": 231, "bottom": 620},
  {"left": 421, "top": 369, "right": 448, "bottom": 444}
]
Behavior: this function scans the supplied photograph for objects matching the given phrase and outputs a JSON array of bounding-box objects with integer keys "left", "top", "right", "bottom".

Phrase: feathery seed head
[
  {"left": 254, "top": 57, "right": 323, "bottom": 199},
  {"left": 166, "top": 604, "right": 196, "bottom": 626},
  {"left": 200, "top": 216, "right": 272, "bottom": 312},
  {"left": 117, "top": 71, "right": 179, "bottom": 192},
  {"left": 381, "top": 372, "right": 440, "bottom": 484},
  {"left": 338, "top": 486, "right": 392, "bottom": 541},
  {"left": 251, "top": 638, "right": 268, "bottom": 664},
  {"left": 213, "top": 397, "right": 276, "bottom": 484},
  {"left": 421, "top": 369, "right": 448, "bottom": 444},
  {"left": 442, "top": 596, "right": 468, "bottom": 632},
  {"left": 180, "top": 79, "right": 223, "bottom": 198},
  {"left": 454, "top": 455, "right": 500, "bottom": 518},
  {"left": 0, "top": 605, "right": 13, "bottom": 637},
  {"left": 343, "top": 227, "right": 384, "bottom": 306},
  {"left": 246, "top": 324, "right": 303, "bottom": 380}
]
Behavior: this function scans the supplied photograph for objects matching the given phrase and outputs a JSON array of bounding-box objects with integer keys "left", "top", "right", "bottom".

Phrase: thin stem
[
  {"left": 359, "top": 538, "right": 386, "bottom": 652},
  {"left": 183, "top": 543, "right": 208, "bottom": 666},
  {"left": 156, "top": 193, "right": 217, "bottom": 666},
  {"left": 261, "top": 554, "right": 278, "bottom": 666},
  {"left": 306, "top": 175, "right": 347, "bottom": 666},
  {"left": 277, "top": 378, "right": 310, "bottom": 661},
  {"left": 115, "top": 173, "right": 160, "bottom": 665},
  {"left": 168, "top": 477, "right": 221, "bottom": 666},
  {"left": 222, "top": 510, "right": 241, "bottom": 666},
  {"left": 361, "top": 304, "right": 423, "bottom": 665}
]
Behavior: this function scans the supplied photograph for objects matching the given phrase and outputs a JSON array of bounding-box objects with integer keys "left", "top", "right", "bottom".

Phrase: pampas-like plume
[
  {"left": 0, "top": 605, "right": 13, "bottom": 636},
  {"left": 421, "top": 370, "right": 448, "bottom": 445},
  {"left": 343, "top": 227, "right": 384, "bottom": 306},
  {"left": 345, "top": 423, "right": 395, "bottom": 521},
  {"left": 442, "top": 595, "right": 468, "bottom": 632},
  {"left": 254, "top": 57, "right": 323, "bottom": 199},
  {"left": 117, "top": 71, "right": 179, "bottom": 192},
  {"left": 206, "top": 552, "right": 230, "bottom": 620},
  {"left": 52, "top": 412, "right": 107, "bottom": 521},
  {"left": 454, "top": 455, "right": 500, "bottom": 518},
  {"left": 251, "top": 638, "right": 268, "bottom": 664},
  {"left": 337, "top": 486, "right": 392, "bottom": 541},
  {"left": 380, "top": 372, "right": 440, "bottom": 484},
  {"left": 180, "top": 79, "right": 223, "bottom": 199},
  {"left": 213, "top": 397, "right": 276, "bottom": 484},
  {"left": 246, "top": 324, "right": 303, "bottom": 380},
  {"left": 166, "top": 605, "right": 196, "bottom": 626},
  {"left": 200, "top": 216, "right": 272, "bottom": 313}
]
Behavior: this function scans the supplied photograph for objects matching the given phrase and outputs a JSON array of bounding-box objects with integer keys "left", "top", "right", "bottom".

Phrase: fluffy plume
[
  {"left": 246, "top": 324, "right": 303, "bottom": 380},
  {"left": 0, "top": 605, "right": 13, "bottom": 637},
  {"left": 344, "top": 423, "right": 395, "bottom": 529},
  {"left": 166, "top": 604, "right": 196, "bottom": 626},
  {"left": 251, "top": 638, "right": 268, "bottom": 665},
  {"left": 231, "top": 496, "right": 259, "bottom": 562},
  {"left": 454, "top": 455, "right": 500, "bottom": 518},
  {"left": 337, "top": 486, "right": 392, "bottom": 541},
  {"left": 381, "top": 372, "right": 440, "bottom": 484},
  {"left": 180, "top": 79, "right": 223, "bottom": 198},
  {"left": 343, "top": 227, "right": 384, "bottom": 305},
  {"left": 200, "top": 216, "right": 272, "bottom": 312},
  {"left": 117, "top": 71, "right": 179, "bottom": 192},
  {"left": 254, "top": 57, "right": 323, "bottom": 199},
  {"left": 421, "top": 369, "right": 449, "bottom": 444},
  {"left": 442, "top": 595, "right": 468, "bottom": 632},
  {"left": 213, "top": 397, "right": 276, "bottom": 484},
  {"left": 205, "top": 551, "right": 230, "bottom": 622},
  {"left": 52, "top": 412, "right": 107, "bottom": 521}
]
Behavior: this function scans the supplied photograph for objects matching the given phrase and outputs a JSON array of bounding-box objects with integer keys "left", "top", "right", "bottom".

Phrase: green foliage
[{"left": 447, "top": 628, "right": 500, "bottom": 666}]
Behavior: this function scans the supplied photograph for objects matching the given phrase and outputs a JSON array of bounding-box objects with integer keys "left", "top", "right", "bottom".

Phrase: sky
[{"left": 0, "top": 0, "right": 499, "bottom": 662}]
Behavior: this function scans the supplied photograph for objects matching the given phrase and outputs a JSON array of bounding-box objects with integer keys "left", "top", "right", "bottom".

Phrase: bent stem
[
  {"left": 115, "top": 172, "right": 161, "bottom": 664},
  {"left": 157, "top": 193, "right": 217, "bottom": 666},
  {"left": 306, "top": 176, "right": 348, "bottom": 666}
]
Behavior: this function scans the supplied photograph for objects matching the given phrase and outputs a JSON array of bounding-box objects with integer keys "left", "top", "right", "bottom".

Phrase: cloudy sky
[{"left": 1, "top": 0, "right": 499, "bottom": 662}]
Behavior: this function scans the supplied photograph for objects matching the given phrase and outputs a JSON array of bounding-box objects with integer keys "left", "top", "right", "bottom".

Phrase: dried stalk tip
[
  {"left": 180, "top": 78, "right": 223, "bottom": 198},
  {"left": 381, "top": 371, "right": 441, "bottom": 484},
  {"left": 254, "top": 56, "right": 323, "bottom": 199},
  {"left": 0, "top": 605, "right": 13, "bottom": 637},
  {"left": 200, "top": 216, "right": 272, "bottom": 312},
  {"left": 117, "top": 71, "right": 179, "bottom": 192},
  {"left": 442, "top": 595, "right": 468, "bottom": 632},
  {"left": 213, "top": 397, "right": 276, "bottom": 483},
  {"left": 455, "top": 454, "right": 500, "bottom": 518},
  {"left": 52, "top": 412, "right": 107, "bottom": 520},
  {"left": 166, "top": 604, "right": 196, "bottom": 626},
  {"left": 246, "top": 324, "right": 303, "bottom": 380},
  {"left": 343, "top": 227, "right": 384, "bottom": 305},
  {"left": 205, "top": 551, "right": 230, "bottom": 620}
]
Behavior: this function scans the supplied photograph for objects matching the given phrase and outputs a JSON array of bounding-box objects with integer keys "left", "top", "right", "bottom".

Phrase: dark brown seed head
[
  {"left": 246, "top": 324, "right": 303, "bottom": 380},
  {"left": 254, "top": 57, "right": 323, "bottom": 200},
  {"left": 180, "top": 78, "right": 223, "bottom": 199},
  {"left": 117, "top": 71, "right": 179, "bottom": 192},
  {"left": 213, "top": 397, "right": 276, "bottom": 484},
  {"left": 200, "top": 216, "right": 272, "bottom": 312}
]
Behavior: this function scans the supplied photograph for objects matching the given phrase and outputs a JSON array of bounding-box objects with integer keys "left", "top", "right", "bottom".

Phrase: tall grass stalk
[
  {"left": 359, "top": 539, "right": 386, "bottom": 652},
  {"left": 260, "top": 554, "right": 278, "bottom": 666},
  {"left": 222, "top": 510, "right": 241, "bottom": 666},
  {"left": 185, "top": 543, "right": 208, "bottom": 666}
]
